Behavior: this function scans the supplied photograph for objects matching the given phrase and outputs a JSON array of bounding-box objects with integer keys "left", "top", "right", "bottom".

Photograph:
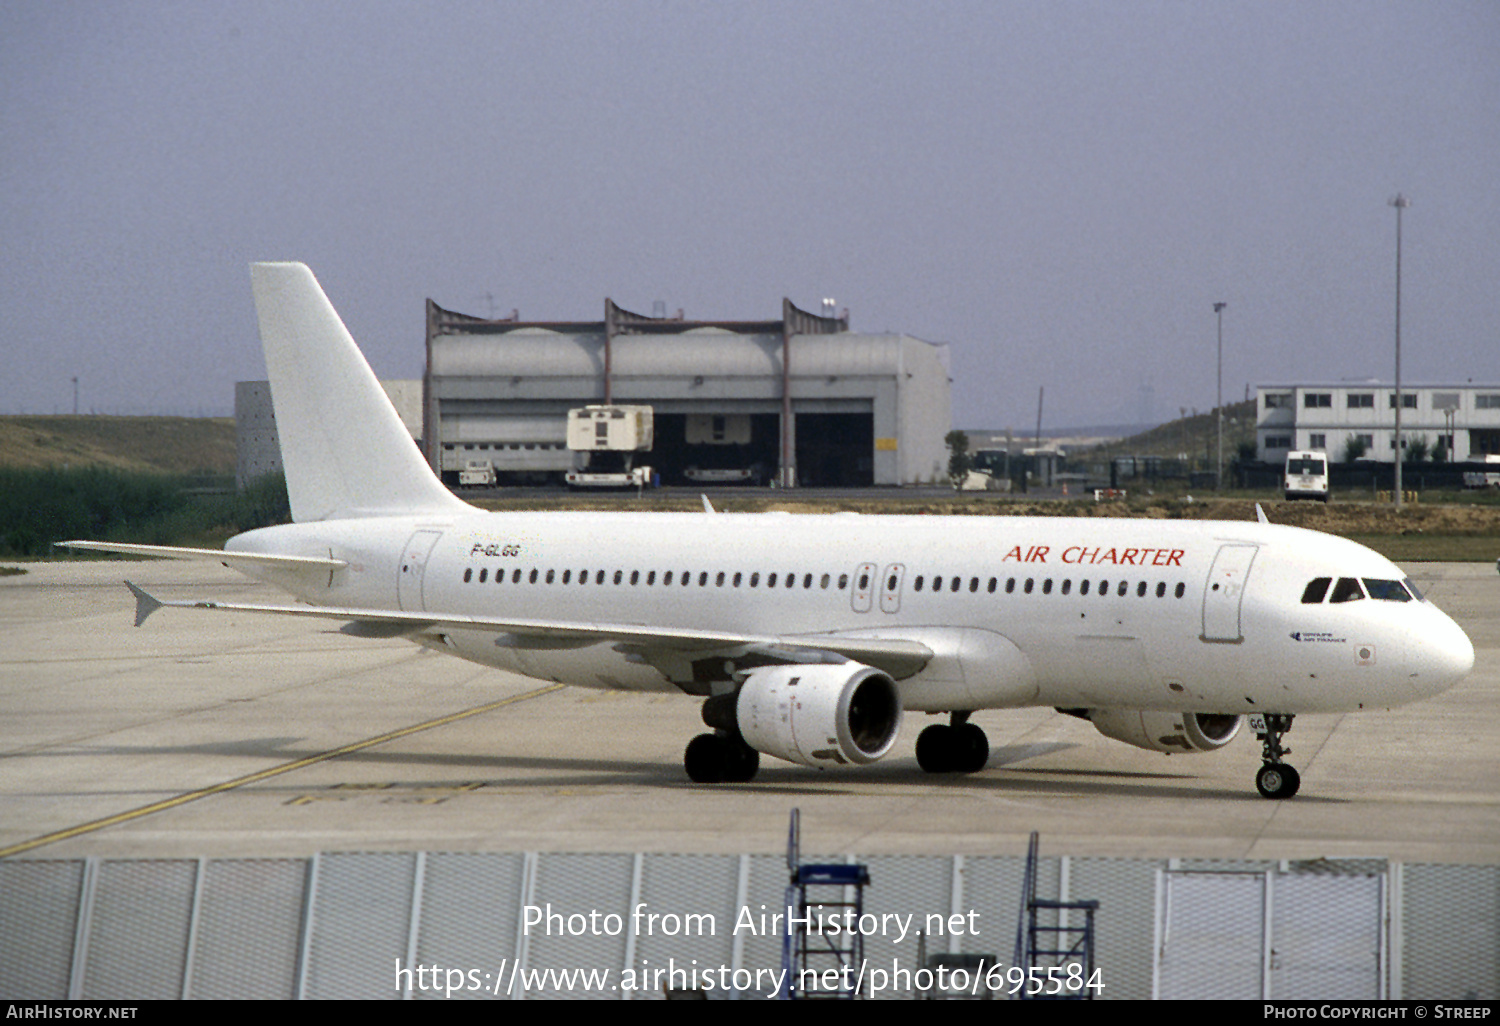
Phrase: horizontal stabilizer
[
  {"left": 59, "top": 541, "right": 346, "bottom": 573},
  {"left": 125, "top": 581, "right": 163, "bottom": 627}
]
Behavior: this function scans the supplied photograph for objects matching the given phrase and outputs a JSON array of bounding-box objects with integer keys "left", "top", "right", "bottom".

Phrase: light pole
[
  {"left": 1390, "top": 194, "right": 1410, "bottom": 509},
  {"left": 1214, "top": 302, "right": 1227, "bottom": 491}
]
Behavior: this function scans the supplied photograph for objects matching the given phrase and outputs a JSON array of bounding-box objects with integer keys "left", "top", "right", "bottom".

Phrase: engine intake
[
  {"left": 1086, "top": 710, "right": 1242, "bottom": 754},
  {"left": 737, "top": 663, "right": 902, "bottom": 769}
]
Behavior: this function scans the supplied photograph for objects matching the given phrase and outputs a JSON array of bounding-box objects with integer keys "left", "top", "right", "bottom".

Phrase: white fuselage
[{"left": 226, "top": 510, "right": 1472, "bottom": 717}]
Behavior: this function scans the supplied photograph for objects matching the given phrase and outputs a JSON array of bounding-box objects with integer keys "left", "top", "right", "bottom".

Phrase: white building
[{"left": 1256, "top": 383, "right": 1500, "bottom": 463}]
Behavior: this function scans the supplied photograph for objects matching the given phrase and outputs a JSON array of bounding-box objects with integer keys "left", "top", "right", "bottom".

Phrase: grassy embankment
[{"left": 0, "top": 415, "right": 287, "bottom": 560}]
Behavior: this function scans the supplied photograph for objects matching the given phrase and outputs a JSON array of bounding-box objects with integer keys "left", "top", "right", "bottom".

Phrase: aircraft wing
[{"left": 121, "top": 583, "right": 933, "bottom": 682}]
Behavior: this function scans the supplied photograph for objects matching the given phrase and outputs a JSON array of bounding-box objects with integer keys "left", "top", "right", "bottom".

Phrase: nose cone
[{"left": 1409, "top": 611, "right": 1474, "bottom": 696}]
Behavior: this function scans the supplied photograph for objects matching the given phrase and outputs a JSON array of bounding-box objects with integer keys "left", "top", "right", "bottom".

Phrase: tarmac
[{"left": 2, "top": 558, "right": 1496, "bottom": 864}]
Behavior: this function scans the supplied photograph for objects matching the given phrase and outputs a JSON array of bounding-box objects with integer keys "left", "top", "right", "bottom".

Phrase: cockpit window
[
  {"left": 1403, "top": 578, "right": 1425, "bottom": 602},
  {"left": 1363, "top": 578, "right": 1412, "bottom": 602},
  {"left": 1329, "top": 577, "right": 1365, "bottom": 603},
  {"left": 1301, "top": 577, "right": 1332, "bottom": 604}
]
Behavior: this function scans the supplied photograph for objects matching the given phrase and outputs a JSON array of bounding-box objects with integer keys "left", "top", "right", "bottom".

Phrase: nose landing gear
[{"left": 1253, "top": 713, "right": 1300, "bottom": 799}]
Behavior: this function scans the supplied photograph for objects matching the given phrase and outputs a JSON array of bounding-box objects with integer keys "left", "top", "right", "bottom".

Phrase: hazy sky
[{"left": 3, "top": 1, "right": 1496, "bottom": 430}]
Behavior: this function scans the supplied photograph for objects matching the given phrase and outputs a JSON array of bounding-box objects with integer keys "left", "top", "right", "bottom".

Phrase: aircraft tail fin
[{"left": 250, "top": 263, "right": 473, "bottom": 522}]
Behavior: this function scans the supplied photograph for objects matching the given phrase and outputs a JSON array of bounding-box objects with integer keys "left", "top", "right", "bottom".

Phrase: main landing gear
[
  {"left": 915, "top": 711, "right": 989, "bottom": 774},
  {"left": 685, "top": 692, "right": 759, "bottom": 783},
  {"left": 1253, "top": 713, "right": 1300, "bottom": 799},
  {"left": 684, "top": 732, "right": 759, "bottom": 783}
]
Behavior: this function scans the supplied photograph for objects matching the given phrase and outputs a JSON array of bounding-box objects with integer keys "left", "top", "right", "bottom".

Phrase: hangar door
[
  {"left": 1154, "top": 866, "right": 1386, "bottom": 999},
  {"left": 796, "top": 412, "right": 874, "bottom": 487}
]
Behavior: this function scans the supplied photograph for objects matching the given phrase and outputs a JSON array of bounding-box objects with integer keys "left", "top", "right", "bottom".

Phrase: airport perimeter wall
[{"left": 1, "top": 851, "right": 1494, "bottom": 1001}]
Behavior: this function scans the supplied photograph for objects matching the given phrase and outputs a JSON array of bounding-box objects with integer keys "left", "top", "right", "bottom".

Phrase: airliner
[{"left": 65, "top": 264, "right": 1474, "bottom": 799}]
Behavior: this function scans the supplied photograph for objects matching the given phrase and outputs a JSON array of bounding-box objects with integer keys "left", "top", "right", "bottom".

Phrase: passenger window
[
  {"left": 1330, "top": 577, "right": 1365, "bottom": 603},
  {"left": 1042, "top": 579, "right": 1053, "bottom": 595},
  {"left": 1117, "top": 581, "right": 1128, "bottom": 597},
  {"left": 664, "top": 571, "right": 673, "bottom": 586},
  {"left": 1175, "top": 583, "right": 1185, "bottom": 598},
  {"left": 950, "top": 576, "right": 960, "bottom": 592},
  {"left": 630, "top": 570, "right": 640, "bottom": 585},
  {"left": 716, "top": 572, "right": 726, "bottom": 587},
  {"left": 767, "top": 573, "right": 776, "bottom": 587},
  {"left": 699, "top": 572, "right": 709, "bottom": 587},
  {"left": 858, "top": 573, "right": 870, "bottom": 591},
  {"left": 546, "top": 569, "right": 555, "bottom": 584},
  {"left": 647, "top": 571, "right": 656, "bottom": 585},
  {"left": 733, "top": 572, "right": 743, "bottom": 587},
  {"left": 1364, "top": 578, "right": 1412, "bottom": 602},
  {"left": 1155, "top": 582, "right": 1165, "bottom": 598},
  {"left": 613, "top": 570, "right": 623, "bottom": 585},
  {"left": 1301, "top": 578, "right": 1332, "bottom": 604},
  {"left": 1006, "top": 578, "right": 1016, "bottom": 594},
  {"left": 804, "top": 574, "right": 813, "bottom": 588},
  {"left": 1024, "top": 578, "right": 1034, "bottom": 594},
  {"left": 1061, "top": 579, "right": 1071, "bottom": 595},
  {"left": 987, "top": 578, "right": 997, "bottom": 593},
  {"left": 1099, "top": 580, "right": 1108, "bottom": 595},
  {"left": 969, "top": 577, "right": 979, "bottom": 592},
  {"left": 821, "top": 574, "right": 831, "bottom": 589},
  {"left": 1080, "top": 579, "right": 1090, "bottom": 596},
  {"left": 562, "top": 570, "right": 572, "bottom": 584},
  {"left": 914, "top": 575, "right": 924, "bottom": 592},
  {"left": 838, "top": 575, "right": 849, "bottom": 590},
  {"left": 1136, "top": 581, "right": 1147, "bottom": 597},
  {"left": 463, "top": 568, "right": 473, "bottom": 583},
  {"left": 529, "top": 569, "right": 539, "bottom": 584},
  {"left": 889, "top": 574, "right": 899, "bottom": 592},
  {"left": 514, "top": 569, "right": 524, "bottom": 584},
  {"left": 595, "top": 570, "right": 605, "bottom": 585}
]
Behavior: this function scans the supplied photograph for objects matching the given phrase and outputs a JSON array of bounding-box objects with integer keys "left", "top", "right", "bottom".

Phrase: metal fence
[{"left": 1, "top": 852, "right": 1494, "bottom": 1000}]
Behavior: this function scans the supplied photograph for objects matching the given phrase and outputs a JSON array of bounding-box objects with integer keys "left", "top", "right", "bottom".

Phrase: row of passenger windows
[
  {"left": 459, "top": 565, "right": 1187, "bottom": 600},
  {"left": 1300, "top": 576, "right": 1418, "bottom": 604},
  {"left": 910, "top": 574, "right": 1186, "bottom": 599},
  {"left": 463, "top": 566, "right": 852, "bottom": 589}
]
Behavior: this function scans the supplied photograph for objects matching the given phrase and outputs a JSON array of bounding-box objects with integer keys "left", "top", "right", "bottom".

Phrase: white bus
[{"left": 1283, "top": 450, "right": 1329, "bottom": 502}]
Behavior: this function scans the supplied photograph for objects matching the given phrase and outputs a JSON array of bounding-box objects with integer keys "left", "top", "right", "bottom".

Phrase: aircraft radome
[{"left": 64, "top": 263, "right": 1475, "bottom": 799}]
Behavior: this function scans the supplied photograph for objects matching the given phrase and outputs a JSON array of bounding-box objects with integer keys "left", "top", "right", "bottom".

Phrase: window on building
[
  {"left": 1304, "top": 393, "right": 1332, "bottom": 408},
  {"left": 1388, "top": 393, "right": 1418, "bottom": 409},
  {"left": 1347, "top": 393, "right": 1374, "bottom": 408},
  {"left": 1308, "top": 434, "right": 1326, "bottom": 449},
  {"left": 1264, "top": 393, "right": 1292, "bottom": 409},
  {"left": 1476, "top": 395, "right": 1500, "bottom": 410}
]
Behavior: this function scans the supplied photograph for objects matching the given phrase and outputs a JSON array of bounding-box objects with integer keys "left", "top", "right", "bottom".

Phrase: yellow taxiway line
[{"left": 0, "top": 683, "right": 565, "bottom": 859}]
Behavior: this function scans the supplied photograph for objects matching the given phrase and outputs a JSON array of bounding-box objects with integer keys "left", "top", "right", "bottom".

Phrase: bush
[{"left": 0, "top": 468, "right": 290, "bottom": 557}]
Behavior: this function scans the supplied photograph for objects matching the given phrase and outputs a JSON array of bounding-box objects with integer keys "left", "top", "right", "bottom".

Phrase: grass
[{"left": 0, "top": 468, "right": 289, "bottom": 558}]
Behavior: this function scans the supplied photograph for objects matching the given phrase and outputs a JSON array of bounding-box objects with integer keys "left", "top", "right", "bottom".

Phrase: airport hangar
[
  {"left": 423, "top": 297, "right": 953, "bottom": 488},
  {"left": 237, "top": 296, "right": 955, "bottom": 490}
]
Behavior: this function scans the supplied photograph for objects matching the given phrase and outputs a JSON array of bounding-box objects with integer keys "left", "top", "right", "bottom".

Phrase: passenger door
[
  {"left": 1201, "top": 543, "right": 1258, "bottom": 642},
  {"left": 398, "top": 530, "right": 443, "bottom": 612}
]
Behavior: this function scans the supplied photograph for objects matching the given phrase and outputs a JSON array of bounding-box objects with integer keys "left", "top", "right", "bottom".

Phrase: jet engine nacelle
[
  {"left": 736, "top": 663, "right": 902, "bottom": 769},
  {"left": 1087, "top": 710, "right": 1243, "bottom": 754}
]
